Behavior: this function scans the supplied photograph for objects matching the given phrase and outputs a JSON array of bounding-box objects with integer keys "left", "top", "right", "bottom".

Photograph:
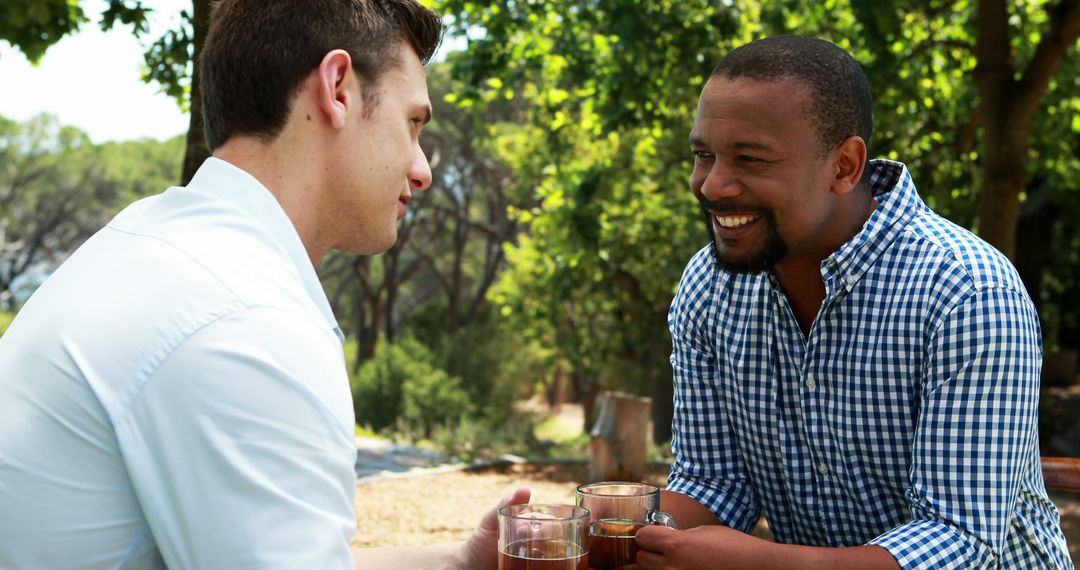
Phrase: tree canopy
[{"left": 433, "top": 0, "right": 1080, "bottom": 439}]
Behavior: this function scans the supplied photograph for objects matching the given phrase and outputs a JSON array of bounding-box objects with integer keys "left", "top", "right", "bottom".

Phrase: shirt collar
[
  {"left": 820, "top": 159, "right": 926, "bottom": 293},
  {"left": 186, "top": 157, "right": 344, "bottom": 343}
]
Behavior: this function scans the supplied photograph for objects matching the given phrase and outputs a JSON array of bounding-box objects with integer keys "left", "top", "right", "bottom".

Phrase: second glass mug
[{"left": 575, "top": 482, "right": 678, "bottom": 570}]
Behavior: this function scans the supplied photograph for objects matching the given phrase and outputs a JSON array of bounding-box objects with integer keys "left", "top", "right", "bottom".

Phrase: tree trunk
[
  {"left": 974, "top": 0, "right": 1080, "bottom": 259},
  {"left": 589, "top": 392, "right": 652, "bottom": 482},
  {"left": 181, "top": 0, "right": 212, "bottom": 185},
  {"left": 974, "top": 138, "right": 1026, "bottom": 259},
  {"left": 383, "top": 253, "right": 398, "bottom": 342},
  {"left": 650, "top": 364, "right": 674, "bottom": 444},
  {"left": 577, "top": 369, "right": 601, "bottom": 435},
  {"left": 1015, "top": 196, "right": 1058, "bottom": 313}
]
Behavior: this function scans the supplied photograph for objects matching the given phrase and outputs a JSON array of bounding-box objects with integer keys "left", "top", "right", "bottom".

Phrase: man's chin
[
  {"left": 339, "top": 233, "right": 398, "bottom": 257},
  {"left": 711, "top": 243, "right": 773, "bottom": 275}
]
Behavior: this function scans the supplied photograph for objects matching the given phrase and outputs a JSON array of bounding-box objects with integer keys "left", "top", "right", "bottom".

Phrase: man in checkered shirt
[{"left": 634, "top": 36, "right": 1072, "bottom": 569}]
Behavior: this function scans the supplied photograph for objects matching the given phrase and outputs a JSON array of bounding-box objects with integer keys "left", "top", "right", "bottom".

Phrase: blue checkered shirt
[{"left": 667, "top": 160, "right": 1072, "bottom": 568}]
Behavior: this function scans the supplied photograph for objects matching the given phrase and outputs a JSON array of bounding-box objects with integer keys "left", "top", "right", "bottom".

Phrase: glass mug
[
  {"left": 498, "top": 504, "right": 591, "bottom": 570},
  {"left": 575, "top": 482, "right": 677, "bottom": 570}
]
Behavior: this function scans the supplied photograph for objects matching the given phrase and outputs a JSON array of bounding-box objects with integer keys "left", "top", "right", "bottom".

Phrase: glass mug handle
[{"left": 647, "top": 509, "right": 678, "bottom": 529}]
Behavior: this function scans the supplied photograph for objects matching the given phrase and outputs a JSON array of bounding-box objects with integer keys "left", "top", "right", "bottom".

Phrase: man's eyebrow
[
  {"left": 733, "top": 141, "right": 774, "bottom": 152},
  {"left": 688, "top": 137, "right": 776, "bottom": 152}
]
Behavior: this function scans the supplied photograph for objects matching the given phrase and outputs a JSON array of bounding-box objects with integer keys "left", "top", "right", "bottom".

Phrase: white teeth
[{"left": 714, "top": 215, "right": 759, "bottom": 228}]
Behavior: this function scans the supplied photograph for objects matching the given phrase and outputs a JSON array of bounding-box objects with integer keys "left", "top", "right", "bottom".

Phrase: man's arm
[
  {"left": 865, "top": 287, "right": 1044, "bottom": 567},
  {"left": 636, "top": 523, "right": 899, "bottom": 570},
  {"left": 663, "top": 249, "right": 762, "bottom": 534},
  {"left": 659, "top": 489, "right": 722, "bottom": 528},
  {"left": 646, "top": 490, "right": 899, "bottom": 569},
  {"left": 119, "top": 309, "right": 360, "bottom": 569}
]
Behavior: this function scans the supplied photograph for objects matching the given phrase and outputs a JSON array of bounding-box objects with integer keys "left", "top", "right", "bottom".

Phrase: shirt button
[
  {"left": 818, "top": 463, "right": 830, "bottom": 476},
  {"left": 805, "top": 378, "right": 817, "bottom": 390}
]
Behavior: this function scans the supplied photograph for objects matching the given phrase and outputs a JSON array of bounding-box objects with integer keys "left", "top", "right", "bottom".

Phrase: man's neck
[
  {"left": 212, "top": 136, "right": 328, "bottom": 266},
  {"left": 772, "top": 191, "right": 878, "bottom": 337}
]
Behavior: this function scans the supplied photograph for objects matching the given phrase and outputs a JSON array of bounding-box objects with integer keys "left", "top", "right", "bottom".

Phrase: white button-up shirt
[{"left": 0, "top": 158, "right": 357, "bottom": 569}]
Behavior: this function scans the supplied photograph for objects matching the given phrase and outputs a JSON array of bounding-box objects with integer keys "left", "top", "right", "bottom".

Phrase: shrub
[
  {"left": 403, "top": 300, "right": 542, "bottom": 425},
  {"left": 400, "top": 361, "right": 472, "bottom": 438},
  {"left": 352, "top": 336, "right": 472, "bottom": 438},
  {"left": 428, "top": 413, "right": 541, "bottom": 463}
]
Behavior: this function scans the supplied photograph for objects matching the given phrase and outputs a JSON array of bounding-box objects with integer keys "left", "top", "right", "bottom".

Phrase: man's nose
[
  {"left": 698, "top": 163, "right": 741, "bottom": 201},
  {"left": 409, "top": 144, "right": 432, "bottom": 191}
]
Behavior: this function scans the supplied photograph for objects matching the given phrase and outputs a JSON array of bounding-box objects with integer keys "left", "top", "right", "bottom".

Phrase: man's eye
[
  {"left": 692, "top": 151, "right": 713, "bottom": 162},
  {"left": 738, "top": 155, "right": 765, "bottom": 164}
]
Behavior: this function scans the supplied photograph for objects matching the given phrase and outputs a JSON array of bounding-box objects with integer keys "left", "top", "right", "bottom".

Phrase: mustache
[{"left": 697, "top": 198, "right": 766, "bottom": 215}]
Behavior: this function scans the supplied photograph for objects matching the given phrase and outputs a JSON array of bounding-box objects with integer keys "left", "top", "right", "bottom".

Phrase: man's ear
[
  {"left": 317, "top": 49, "right": 357, "bottom": 130},
  {"left": 831, "top": 135, "right": 868, "bottom": 196}
]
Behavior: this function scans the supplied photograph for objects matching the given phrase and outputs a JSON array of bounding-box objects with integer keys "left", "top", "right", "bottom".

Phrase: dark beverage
[
  {"left": 588, "top": 519, "right": 646, "bottom": 570},
  {"left": 499, "top": 538, "right": 589, "bottom": 570}
]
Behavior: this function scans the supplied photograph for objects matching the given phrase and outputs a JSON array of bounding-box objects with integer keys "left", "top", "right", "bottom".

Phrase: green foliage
[
  {"left": 0, "top": 0, "right": 87, "bottom": 63},
  {"left": 434, "top": 0, "right": 751, "bottom": 404},
  {"left": 352, "top": 335, "right": 473, "bottom": 438},
  {"left": 0, "top": 114, "right": 182, "bottom": 309},
  {"left": 0, "top": 0, "right": 151, "bottom": 63},
  {"left": 0, "top": 0, "right": 191, "bottom": 109},
  {"left": 426, "top": 413, "right": 541, "bottom": 463},
  {"left": 142, "top": 9, "right": 194, "bottom": 105},
  {"left": 403, "top": 299, "right": 540, "bottom": 424},
  {"left": 0, "top": 311, "right": 13, "bottom": 336},
  {"left": 435, "top": 0, "right": 1080, "bottom": 399},
  {"left": 399, "top": 361, "right": 472, "bottom": 439}
]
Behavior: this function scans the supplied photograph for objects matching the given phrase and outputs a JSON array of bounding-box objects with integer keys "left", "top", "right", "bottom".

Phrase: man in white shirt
[{"left": 0, "top": 1, "right": 528, "bottom": 568}]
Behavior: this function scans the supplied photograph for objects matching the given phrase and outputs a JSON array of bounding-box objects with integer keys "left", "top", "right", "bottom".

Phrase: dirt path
[{"left": 352, "top": 463, "right": 649, "bottom": 548}]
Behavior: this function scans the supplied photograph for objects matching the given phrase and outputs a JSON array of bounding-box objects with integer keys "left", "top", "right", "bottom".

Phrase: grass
[
  {"left": 355, "top": 424, "right": 384, "bottom": 439},
  {"left": 535, "top": 411, "right": 585, "bottom": 443},
  {"left": 533, "top": 407, "right": 590, "bottom": 458}
]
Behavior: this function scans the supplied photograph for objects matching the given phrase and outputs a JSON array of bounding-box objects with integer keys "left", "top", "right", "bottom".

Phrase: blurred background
[{"left": 1, "top": 0, "right": 1079, "bottom": 467}]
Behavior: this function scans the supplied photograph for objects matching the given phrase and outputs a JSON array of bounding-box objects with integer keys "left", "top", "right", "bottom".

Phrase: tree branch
[{"left": 1015, "top": 0, "right": 1080, "bottom": 121}]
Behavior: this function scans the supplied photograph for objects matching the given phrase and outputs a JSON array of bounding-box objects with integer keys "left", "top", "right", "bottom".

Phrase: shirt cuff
[{"left": 868, "top": 520, "right": 992, "bottom": 569}]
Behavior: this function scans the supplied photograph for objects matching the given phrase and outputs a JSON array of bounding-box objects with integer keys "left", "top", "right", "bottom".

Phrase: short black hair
[
  {"left": 201, "top": 0, "right": 443, "bottom": 151},
  {"left": 712, "top": 36, "right": 873, "bottom": 154}
]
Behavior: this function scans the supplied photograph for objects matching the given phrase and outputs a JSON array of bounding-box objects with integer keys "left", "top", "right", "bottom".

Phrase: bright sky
[{"left": 0, "top": 0, "right": 191, "bottom": 144}]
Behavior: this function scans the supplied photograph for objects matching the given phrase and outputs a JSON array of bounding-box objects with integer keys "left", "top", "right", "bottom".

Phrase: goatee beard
[{"left": 700, "top": 203, "right": 788, "bottom": 275}]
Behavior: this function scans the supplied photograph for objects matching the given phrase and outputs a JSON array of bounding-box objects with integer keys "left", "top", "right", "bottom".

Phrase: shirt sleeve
[
  {"left": 114, "top": 306, "right": 358, "bottom": 569},
  {"left": 665, "top": 250, "right": 761, "bottom": 533},
  {"left": 867, "top": 287, "right": 1042, "bottom": 569}
]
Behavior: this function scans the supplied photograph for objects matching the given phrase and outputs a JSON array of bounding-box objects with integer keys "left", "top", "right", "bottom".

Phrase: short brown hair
[{"left": 200, "top": 0, "right": 442, "bottom": 151}]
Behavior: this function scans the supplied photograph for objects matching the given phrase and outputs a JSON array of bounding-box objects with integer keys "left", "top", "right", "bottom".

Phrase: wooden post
[{"left": 589, "top": 392, "right": 652, "bottom": 482}]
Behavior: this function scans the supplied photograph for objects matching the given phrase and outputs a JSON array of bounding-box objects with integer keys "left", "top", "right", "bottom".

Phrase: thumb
[
  {"left": 479, "top": 487, "right": 531, "bottom": 532},
  {"left": 634, "top": 523, "right": 678, "bottom": 552}
]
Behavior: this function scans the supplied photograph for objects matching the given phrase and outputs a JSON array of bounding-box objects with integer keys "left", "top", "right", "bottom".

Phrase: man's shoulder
[
  {"left": 900, "top": 209, "right": 1027, "bottom": 294},
  {"left": 108, "top": 189, "right": 313, "bottom": 313}
]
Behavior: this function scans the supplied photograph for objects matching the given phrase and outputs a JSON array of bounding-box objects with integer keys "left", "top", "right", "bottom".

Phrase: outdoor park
[{"left": 2, "top": 0, "right": 1080, "bottom": 566}]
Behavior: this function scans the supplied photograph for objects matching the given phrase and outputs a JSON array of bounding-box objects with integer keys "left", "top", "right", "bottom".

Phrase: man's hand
[
  {"left": 456, "top": 487, "right": 531, "bottom": 570},
  {"left": 635, "top": 524, "right": 753, "bottom": 569}
]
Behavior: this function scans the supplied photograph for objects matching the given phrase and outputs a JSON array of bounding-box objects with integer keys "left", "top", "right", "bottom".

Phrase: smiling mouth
[{"left": 713, "top": 213, "right": 760, "bottom": 229}]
